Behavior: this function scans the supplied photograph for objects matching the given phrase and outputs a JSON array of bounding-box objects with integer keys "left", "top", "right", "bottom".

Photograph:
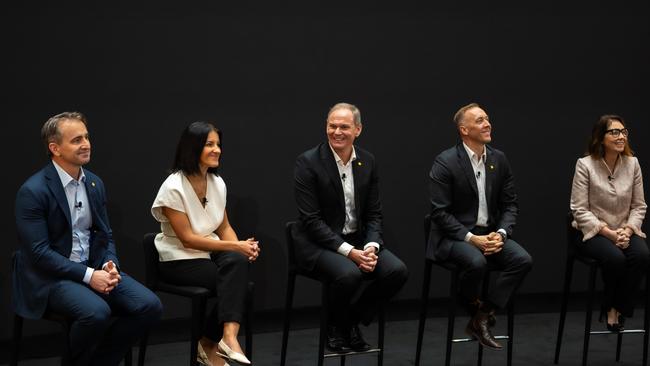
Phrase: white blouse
[{"left": 151, "top": 172, "right": 227, "bottom": 261}]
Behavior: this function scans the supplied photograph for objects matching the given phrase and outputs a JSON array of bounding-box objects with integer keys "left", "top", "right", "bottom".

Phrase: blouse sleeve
[
  {"left": 625, "top": 158, "right": 647, "bottom": 238},
  {"left": 151, "top": 179, "right": 186, "bottom": 223},
  {"left": 570, "top": 158, "right": 607, "bottom": 240}
]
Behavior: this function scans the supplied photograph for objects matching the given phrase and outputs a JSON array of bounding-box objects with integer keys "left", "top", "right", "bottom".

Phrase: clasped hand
[
  {"left": 614, "top": 228, "right": 631, "bottom": 249},
  {"left": 90, "top": 260, "right": 122, "bottom": 294},
  {"left": 239, "top": 237, "right": 261, "bottom": 262},
  {"left": 470, "top": 232, "right": 504, "bottom": 256},
  {"left": 348, "top": 247, "right": 378, "bottom": 273}
]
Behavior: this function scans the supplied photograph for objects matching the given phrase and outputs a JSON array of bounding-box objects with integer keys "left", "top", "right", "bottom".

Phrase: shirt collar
[
  {"left": 462, "top": 142, "right": 486, "bottom": 163},
  {"left": 329, "top": 144, "right": 357, "bottom": 166},
  {"left": 52, "top": 160, "right": 86, "bottom": 187}
]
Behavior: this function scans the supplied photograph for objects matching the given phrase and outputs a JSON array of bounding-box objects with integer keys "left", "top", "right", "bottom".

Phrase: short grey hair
[
  {"left": 327, "top": 102, "right": 362, "bottom": 127},
  {"left": 41, "top": 111, "right": 87, "bottom": 157},
  {"left": 453, "top": 102, "right": 480, "bottom": 127}
]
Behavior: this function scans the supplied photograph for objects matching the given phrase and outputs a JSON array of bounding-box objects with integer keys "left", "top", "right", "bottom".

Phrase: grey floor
[{"left": 4, "top": 312, "right": 648, "bottom": 365}]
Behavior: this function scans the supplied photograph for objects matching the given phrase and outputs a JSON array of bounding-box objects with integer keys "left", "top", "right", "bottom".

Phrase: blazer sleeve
[
  {"left": 361, "top": 157, "right": 383, "bottom": 247},
  {"left": 625, "top": 157, "right": 647, "bottom": 238},
  {"left": 496, "top": 154, "right": 518, "bottom": 236},
  {"left": 570, "top": 158, "right": 607, "bottom": 240},
  {"left": 15, "top": 185, "right": 87, "bottom": 282},
  {"left": 429, "top": 155, "right": 470, "bottom": 241},
  {"left": 294, "top": 154, "right": 345, "bottom": 252}
]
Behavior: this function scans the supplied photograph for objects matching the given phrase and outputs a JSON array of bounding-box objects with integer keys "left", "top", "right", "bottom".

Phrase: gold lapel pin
[
  {"left": 91, "top": 182, "right": 96, "bottom": 187},
  {"left": 357, "top": 161, "right": 362, "bottom": 166},
  {"left": 489, "top": 165, "right": 494, "bottom": 170}
]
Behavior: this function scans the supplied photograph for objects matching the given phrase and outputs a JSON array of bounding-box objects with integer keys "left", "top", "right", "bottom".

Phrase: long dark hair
[
  {"left": 587, "top": 114, "right": 633, "bottom": 158},
  {"left": 171, "top": 122, "right": 222, "bottom": 176}
]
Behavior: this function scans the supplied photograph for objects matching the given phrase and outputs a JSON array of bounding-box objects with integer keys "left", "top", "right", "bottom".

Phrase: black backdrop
[{"left": 1, "top": 1, "right": 649, "bottom": 339}]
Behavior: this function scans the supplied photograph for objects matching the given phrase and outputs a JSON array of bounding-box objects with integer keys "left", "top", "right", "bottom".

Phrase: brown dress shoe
[{"left": 465, "top": 310, "right": 503, "bottom": 350}]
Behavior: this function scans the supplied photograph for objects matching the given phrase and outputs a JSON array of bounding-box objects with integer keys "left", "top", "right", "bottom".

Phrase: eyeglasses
[{"left": 606, "top": 128, "right": 629, "bottom": 137}]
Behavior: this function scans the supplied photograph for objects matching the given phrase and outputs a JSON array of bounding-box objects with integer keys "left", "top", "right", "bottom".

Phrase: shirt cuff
[
  {"left": 83, "top": 267, "right": 94, "bottom": 284},
  {"left": 337, "top": 242, "right": 354, "bottom": 257},
  {"left": 464, "top": 232, "right": 474, "bottom": 243},
  {"left": 497, "top": 229, "right": 507, "bottom": 240},
  {"left": 364, "top": 242, "right": 380, "bottom": 252}
]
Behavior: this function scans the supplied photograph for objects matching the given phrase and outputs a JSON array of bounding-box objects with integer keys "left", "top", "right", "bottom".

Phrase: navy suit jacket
[
  {"left": 427, "top": 143, "right": 518, "bottom": 260},
  {"left": 293, "top": 143, "right": 383, "bottom": 271},
  {"left": 12, "top": 162, "right": 119, "bottom": 319}
]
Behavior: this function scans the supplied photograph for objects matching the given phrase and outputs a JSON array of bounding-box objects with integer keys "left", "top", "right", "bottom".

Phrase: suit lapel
[
  {"left": 320, "top": 144, "right": 345, "bottom": 209},
  {"left": 44, "top": 163, "right": 72, "bottom": 227},
  {"left": 84, "top": 176, "right": 105, "bottom": 231},
  {"left": 351, "top": 153, "right": 363, "bottom": 212},
  {"left": 457, "top": 144, "right": 478, "bottom": 195},
  {"left": 485, "top": 147, "right": 495, "bottom": 209}
]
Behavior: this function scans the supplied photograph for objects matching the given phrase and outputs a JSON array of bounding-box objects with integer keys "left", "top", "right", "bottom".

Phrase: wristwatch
[{"left": 498, "top": 232, "right": 507, "bottom": 242}]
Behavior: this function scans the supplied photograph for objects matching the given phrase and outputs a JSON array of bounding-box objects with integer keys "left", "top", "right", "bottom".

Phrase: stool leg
[
  {"left": 137, "top": 332, "right": 148, "bottom": 366},
  {"left": 445, "top": 269, "right": 459, "bottom": 366},
  {"left": 340, "top": 356, "right": 346, "bottom": 366},
  {"left": 477, "top": 345, "right": 483, "bottom": 366},
  {"left": 507, "top": 300, "right": 514, "bottom": 366},
  {"left": 615, "top": 333, "right": 623, "bottom": 361},
  {"left": 378, "top": 309, "right": 385, "bottom": 366},
  {"left": 280, "top": 273, "right": 296, "bottom": 366},
  {"left": 642, "top": 273, "right": 650, "bottom": 366},
  {"left": 190, "top": 296, "right": 207, "bottom": 366},
  {"left": 582, "top": 264, "right": 597, "bottom": 366},
  {"left": 245, "top": 282, "right": 254, "bottom": 361},
  {"left": 124, "top": 348, "right": 133, "bottom": 366},
  {"left": 554, "top": 255, "right": 574, "bottom": 364},
  {"left": 318, "top": 284, "right": 328, "bottom": 366},
  {"left": 415, "top": 259, "right": 433, "bottom": 366},
  {"left": 11, "top": 314, "right": 23, "bottom": 366}
]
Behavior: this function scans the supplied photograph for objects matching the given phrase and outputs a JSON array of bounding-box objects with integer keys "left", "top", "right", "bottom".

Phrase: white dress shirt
[
  {"left": 52, "top": 161, "right": 94, "bottom": 284},
  {"left": 329, "top": 145, "right": 380, "bottom": 256},
  {"left": 461, "top": 143, "right": 507, "bottom": 243}
]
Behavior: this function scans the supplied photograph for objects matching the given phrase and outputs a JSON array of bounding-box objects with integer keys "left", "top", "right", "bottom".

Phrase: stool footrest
[
  {"left": 590, "top": 329, "right": 646, "bottom": 335},
  {"left": 452, "top": 335, "right": 509, "bottom": 343},
  {"left": 324, "top": 348, "right": 382, "bottom": 358}
]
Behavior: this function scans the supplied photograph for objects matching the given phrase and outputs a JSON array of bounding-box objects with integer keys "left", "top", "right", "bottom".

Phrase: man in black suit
[
  {"left": 428, "top": 103, "right": 532, "bottom": 350},
  {"left": 293, "top": 102, "right": 408, "bottom": 352}
]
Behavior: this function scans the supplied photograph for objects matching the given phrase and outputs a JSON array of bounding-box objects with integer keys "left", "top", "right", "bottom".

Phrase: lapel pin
[
  {"left": 91, "top": 181, "right": 96, "bottom": 187},
  {"left": 357, "top": 161, "right": 362, "bottom": 166},
  {"left": 489, "top": 165, "right": 494, "bottom": 170}
]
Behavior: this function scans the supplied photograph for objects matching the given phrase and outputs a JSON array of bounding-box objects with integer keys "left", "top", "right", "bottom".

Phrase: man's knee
[
  {"left": 465, "top": 255, "right": 488, "bottom": 273},
  {"left": 332, "top": 268, "right": 363, "bottom": 292},
  {"left": 77, "top": 301, "right": 112, "bottom": 327}
]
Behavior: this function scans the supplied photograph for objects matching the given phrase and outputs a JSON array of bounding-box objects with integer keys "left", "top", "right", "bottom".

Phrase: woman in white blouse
[
  {"left": 152, "top": 122, "right": 260, "bottom": 366},
  {"left": 570, "top": 114, "right": 648, "bottom": 332}
]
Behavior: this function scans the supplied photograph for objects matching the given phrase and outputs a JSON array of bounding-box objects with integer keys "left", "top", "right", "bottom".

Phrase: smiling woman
[
  {"left": 570, "top": 114, "right": 648, "bottom": 333},
  {"left": 151, "top": 122, "right": 259, "bottom": 366}
]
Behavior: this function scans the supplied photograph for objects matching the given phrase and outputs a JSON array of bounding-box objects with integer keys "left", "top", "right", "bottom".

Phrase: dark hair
[
  {"left": 171, "top": 122, "right": 222, "bottom": 176},
  {"left": 587, "top": 114, "right": 633, "bottom": 158},
  {"left": 41, "top": 111, "right": 87, "bottom": 157}
]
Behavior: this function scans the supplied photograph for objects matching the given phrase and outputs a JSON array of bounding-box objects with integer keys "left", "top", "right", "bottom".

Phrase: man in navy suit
[
  {"left": 428, "top": 103, "right": 532, "bottom": 350},
  {"left": 13, "top": 112, "right": 162, "bottom": 366},
  {"left": 293, "top": 103, "right": 408, "bottom": 352}
]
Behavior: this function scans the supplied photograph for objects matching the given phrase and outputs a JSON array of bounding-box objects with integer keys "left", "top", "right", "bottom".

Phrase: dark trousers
[
  {"left": 48, "top": 274, "right": 162, "bottom": 366},
  {"left": 158, "top": 251, "right": 249, "bottom": 342},
  {"left": 577, "top": 234, "right": 649, "bottom": 317},
  {"left": 445, "top": 238, "right": 532, "bottom": 310},
  {"left": 311, "top": 244, "right": 408, "bottom": 329}
]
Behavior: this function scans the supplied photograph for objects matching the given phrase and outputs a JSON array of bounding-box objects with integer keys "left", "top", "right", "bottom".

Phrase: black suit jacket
[
  {"left": 293, "top": 143, "right": 383, "bottom": 271},
  {"left": 13, "top": 162, "right": 119, "bottom": 318},
  {"left": 427, "top": 143, "right": 518, "bottom": 260}
]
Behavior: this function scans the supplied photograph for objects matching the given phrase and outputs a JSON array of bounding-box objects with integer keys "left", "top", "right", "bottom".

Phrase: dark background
[{"left": 1, "top": 1, "right": 648, "bottom": 340}]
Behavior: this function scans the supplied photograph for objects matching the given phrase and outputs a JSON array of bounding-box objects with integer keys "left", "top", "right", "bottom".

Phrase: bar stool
[
  {"left": 138, "top": 233, "right": 253, "bottom": 366},
  {"left": 415, "top": 215, "right": 515, "bottom": 366},
  {"left": 554, "top": 213, "right": 649, "bottom": 366},
  {"left": 280, "top": 221, "right": 385, "bottom": 366}
]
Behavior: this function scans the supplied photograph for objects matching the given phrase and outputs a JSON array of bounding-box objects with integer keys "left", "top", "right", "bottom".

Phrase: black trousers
[
  {"left": 311, "top": 238, "right": 408, "bottom": 329},
  {"left": 159, "top": 251, "right": 249, "bottom": 342},
  {"left": 577, "top": 234, "right": 649, "bottom": 317},
  {"left": 445, "top": 237, "right": 532, "bottom": 310}
]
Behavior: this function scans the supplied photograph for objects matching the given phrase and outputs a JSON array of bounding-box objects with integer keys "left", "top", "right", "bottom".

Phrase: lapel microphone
[
  {"left": 341, "top": 173, "right": 347, "bottom": 182},
  {"left": 202, "top": 197, "right": 208, "bottom": 205}
]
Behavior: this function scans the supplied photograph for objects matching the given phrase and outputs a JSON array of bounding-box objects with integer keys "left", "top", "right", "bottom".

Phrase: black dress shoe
[
  {"left": 327, "top": 326, "right": 351, "bottom": 352},
  {"left": 465, "top": 310, "right": 503, "bottom": 350},
  {"left": 349, "top": 325, "right": 371, "bottom": 352}
]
